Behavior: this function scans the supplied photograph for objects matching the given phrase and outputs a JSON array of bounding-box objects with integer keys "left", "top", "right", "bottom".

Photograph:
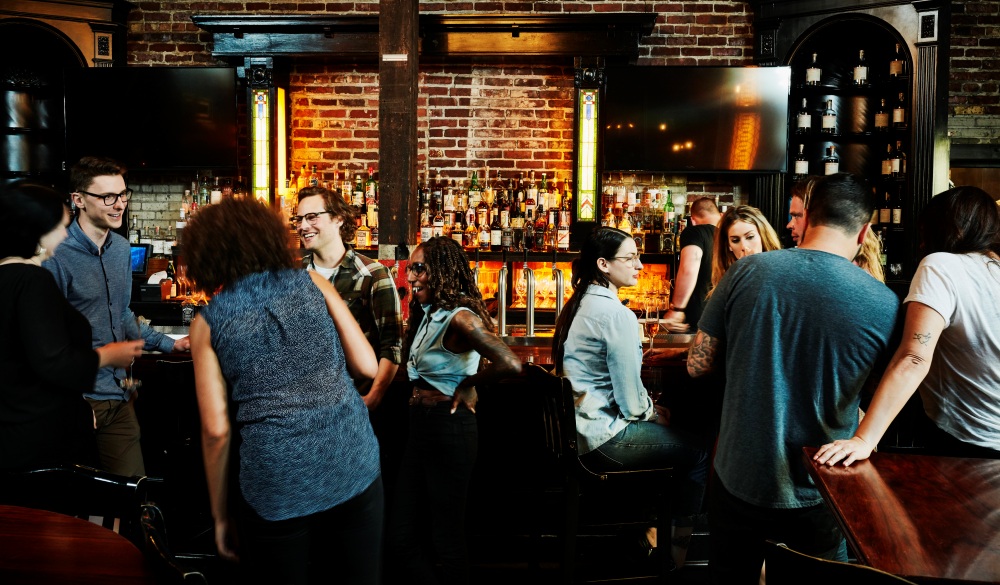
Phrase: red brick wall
[{"left": 949, "top": 0, "right": 1000, "bottom": 117}]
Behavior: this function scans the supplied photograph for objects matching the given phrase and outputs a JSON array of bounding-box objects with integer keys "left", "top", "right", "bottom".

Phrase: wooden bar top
[{"left": 803, "top": 446, "right": 1000, "bottom": 583}]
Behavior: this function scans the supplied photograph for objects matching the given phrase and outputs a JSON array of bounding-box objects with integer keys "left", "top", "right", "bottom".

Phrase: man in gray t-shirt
[{"left": 688, "top": 173, "right": 900, "bottom": 584}]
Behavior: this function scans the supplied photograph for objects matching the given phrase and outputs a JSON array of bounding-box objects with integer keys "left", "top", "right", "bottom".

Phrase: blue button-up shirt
[
  {"left": 44, "top": 219, "right": 174, "bottom": 401},
  {"left": 561, "top": 284, "right": 656, "bottom": 455}
]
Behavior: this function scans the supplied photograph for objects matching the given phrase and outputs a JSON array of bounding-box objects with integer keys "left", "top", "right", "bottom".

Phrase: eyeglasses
[
  {"left": 290, "top": 211, "right": 334, "bottom": 227},
  {"left": 405, "top": 262, "right": 427, "bottom": 275},
  {"left": 611, "top": 254, "right": 642, "bottom": 266},
  {"left": 79, "top": 188, "right": 132, "bottom": 206}
]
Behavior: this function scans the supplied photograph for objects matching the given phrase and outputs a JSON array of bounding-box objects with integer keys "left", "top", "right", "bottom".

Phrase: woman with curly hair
[
  {"left": 184, "top": 198, "right": 381, "bottom": 584},
  {"left": 388, "top": 236, "right": 521, "bottom": 585},
  {"left": 710, "top": 205, "right": 783, "bottom": 293}
]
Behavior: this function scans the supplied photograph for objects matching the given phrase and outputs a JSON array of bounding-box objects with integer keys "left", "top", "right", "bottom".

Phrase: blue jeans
[
  {"left": 580, "top": 420, "right": 709, "bottom": 519},
  {"left": 387, "top": 401, "right": 478, "bottom": 585},
  {"left": 237, "top": 475, "right": 384, "bottom": 585}
]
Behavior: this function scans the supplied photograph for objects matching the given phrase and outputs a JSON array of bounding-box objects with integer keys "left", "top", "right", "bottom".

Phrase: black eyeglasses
[
  {"left": 79, "top": 188, "right": 133, "bottom": 206},
  {"left": 290, "top": 211, "right": 334, "bottom": 227},
  {"left": 405, "top": 262, "right": 427, "bottom": 275}
]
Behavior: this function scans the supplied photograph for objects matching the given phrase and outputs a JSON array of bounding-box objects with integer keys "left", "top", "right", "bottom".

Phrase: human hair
[
  {"left": 791, "top": 175, "right": 820, "bottom": 208},
  {"left": 806, "top": 173, "right": 875, "bottom": 236},
  {"left": 710, "top": 205, "right": 782, "bottom": 290},
  {"left": 917, "top": 185, "right": 1000, "bottom": 258},
  {"left": 69, "top": 156, "right": 127, "bottom": 193},
  {"left": 551, "top": 226, "right": 631, "bottom": 374},
  {"left": 853, "top": 228, "right": 885, "bottom": 282},
  {"left": 405, "top": 237, "right": 494, "bottom": 350},
  {"left": 297, "top": 185, "right": 358, "bottom": 244},
  {"left": 0, "top": 181, "right": 68, "bottom": 259},
  {"left": 690, "top": 197, "right": 720, "bottom": 221},
  {"left": 182, "top": 198, "right": 295, "bottom": 294}
]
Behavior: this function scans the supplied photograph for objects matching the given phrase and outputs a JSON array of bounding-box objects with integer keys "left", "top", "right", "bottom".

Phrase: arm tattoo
[
  {"left": 913, "top": 332, "right": 933, "bottom": 345},
  {"left": 687, "top": 331, "right": 721, "bottom": 378}
]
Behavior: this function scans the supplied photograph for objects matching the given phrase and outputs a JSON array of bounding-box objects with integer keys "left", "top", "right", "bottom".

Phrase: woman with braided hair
[{"left": 388, "top": 236, "right": 521, "bottom": 585}]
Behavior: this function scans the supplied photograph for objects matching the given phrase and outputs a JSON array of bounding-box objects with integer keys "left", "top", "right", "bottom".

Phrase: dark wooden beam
[{"left": 378, "top": 0, "right": 419, "bottom": 253}]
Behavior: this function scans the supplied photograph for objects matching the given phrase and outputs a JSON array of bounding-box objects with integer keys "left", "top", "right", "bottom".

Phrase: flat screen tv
[
  {"left": 602, "top": 66, "right": 791, "bottom": 173},
  {"left": 65, "top": 67, "right": 239, "bottom": 172}
]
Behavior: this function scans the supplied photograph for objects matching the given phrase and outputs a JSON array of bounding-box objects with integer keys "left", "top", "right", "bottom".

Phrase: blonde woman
[{"left": 710, "top": 206, "right": 782, "bottom": 292}]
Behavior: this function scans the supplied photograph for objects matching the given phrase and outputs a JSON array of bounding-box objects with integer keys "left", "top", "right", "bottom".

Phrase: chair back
[
  {"left": 140, "top": 503, "right": 208, "bottom": 584},
  {"left": 0, "top": 464, "right": 148, "bottom": 548},
  {"left": 764, "top": 541, "right": 918, "bottom": 584},
  {"left": 527, "top": 363, "right": 578, "bottom": 469}
]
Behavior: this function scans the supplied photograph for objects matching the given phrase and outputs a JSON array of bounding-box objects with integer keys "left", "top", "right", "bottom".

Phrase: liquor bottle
[
  {"left": 365, "top": 166, "right": 376, "bottom": 199},
  {"left": 341, "top": 167, "right": 354, "bottom": 204},
  {"left": 874, "top": 98, "right": 890, "bottom": 132},
  {"left": 310, "top": 165, "right": 319, "bottom": 187},
  {"left": 805, "top": 52, "right": 822, "bottom": 86},
  {"left": 511, "top": 189, "right": 524, "bottom": 251},
  {"left": 478, "top": 217, "right": 490, "bottom": 251},
  {"left": 892, "top": 92, "right": 907, "bottom": 129},
  {"left": 501, "top": 202, "right": 513, "bottom": 252},
  {"left": 419, "top": 199, "right": 433, "bottom": 244},
  {"left": 482, "top": 167, "right": 494, "bottom": 208},
  {"left": 533, "top": 204, "right": 548, "bottom": 251},
  {"left": 793, "top": 144, "right": 809, "bottom": 180},
  {"left": 475, "top": 176, "right": 490, "bottom": 233},
  {"left": 528, "top": 172, "right": 540, "bottom": 210},
  {"left": 523, "top": 206, "right": 536, "bottom": 251},
  {"left": 463, "top": 207, "right": 478, "bottom": 250},
  {"left": 823, "top": 145, "right": 840, "bottom": 175},
  {"left": 432, "top": 195, "right": 445, "bottom": 239},
  {"left": 891, "top": 186, "right": 903, "bottom": 229},
  {"left": 891, "top": 141, "right": 907, "bottom": 177},
  {"left": 821, "top": 99, "right": 837, "bottom": 135},
  {"left": 796, "top": 98, "right": 812, "bottom": 135},
  {"left": 180, "top": 190, "right": 192, "bottom": 222},
  {"left": 451, "top": 198, "right": 465, "bottom": 247},
  {"left": 198, "top": 176, "right": 211, "bottom": 207},
  {"left": 370, "top": 220, "right": 379, "bottom": 248},
  {"left": 853, "top": 49, "right": 869, "bottom": 87},
  {"left": 545, "top": 208, "right": 558, "bottom": 252},
  {"left": 889, "top": 43, "right": 906, "bottom": 78},
  {"left": 879, "top": 228, "right": 889, "bottom": 269},
  {"left": 352, "top": 173, "right": 364, "bottom": 208},
  {"left": 881, "top": 143, "right": 894, "bottom": 177},
  {"left": 663, "top": 195, "right": 675, "bottom": 235},
  {"left": 129, "top": 219, "right": 141, "bottom": 244},
  {"left": 296, "top": 164, "right": 308, "bottom": 191},
  {"left": 489, "top": 205, "right": 502, "bottom": 252},
  {"left": 356, "top": 216, "right": 372, "bottom": 248},
  {"left": 557, "top": 193, "right": 571, "bottom": 251},
  {"left": 878, "top": 190, "right": 892, "bottom": 226}
]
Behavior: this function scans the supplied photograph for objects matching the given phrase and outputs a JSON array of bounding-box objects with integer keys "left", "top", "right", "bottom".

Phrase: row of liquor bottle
[
  {"left": 793, "top": 141, "right": 907, "bottom": 179},
  {"left": 417, "top": 168, "right": 574, "bottom": 252},
  {"left": 600, "top": 175, "right": 688, "bottom": 254},
  {"left": 794, "top": 94, "right": 907, "bottom": 136},
  {"left": 797, "top": 45, "right": 908, "bottom": 88}
]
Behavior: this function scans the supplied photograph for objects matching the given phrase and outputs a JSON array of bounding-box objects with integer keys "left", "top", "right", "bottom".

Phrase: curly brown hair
[
  {"left": 182, "top": 198, "right": 295, "bottom": 294},
  {"left": 297, "top": 186, "right": 358, "bottom": 244},
  {"left": 405, "top": 237, "right": 495, "bottom": 349}
]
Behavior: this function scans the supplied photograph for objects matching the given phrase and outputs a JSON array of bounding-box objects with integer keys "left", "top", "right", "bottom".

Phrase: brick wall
[
  {"left": 948, "top": 0, "right": 1000, "bottom": 145},
  {"left": 124, "top": 1, "right": 755, "bottom": 233}
]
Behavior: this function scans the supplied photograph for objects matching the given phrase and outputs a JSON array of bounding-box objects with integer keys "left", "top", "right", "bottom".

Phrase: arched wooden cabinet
[{"left": 750, "top": 0, "right": 950, "bottom": 285}]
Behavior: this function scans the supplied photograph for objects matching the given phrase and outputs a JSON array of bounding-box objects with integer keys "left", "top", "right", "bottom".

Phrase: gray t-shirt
[
  {"left": 906, "top": 252, "right": 1000, "bottom": 449},
  {"left": 699, "top": 248, "right": 899, "bottom": 509}
]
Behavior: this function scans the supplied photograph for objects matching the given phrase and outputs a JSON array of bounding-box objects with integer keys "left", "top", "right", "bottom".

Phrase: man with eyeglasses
[
  {"left": 664, "top": 197, "right": 722, "bottom": 330},
  {"left": 44, "top": 156, "right": 189, "bottom": 477},
  {"left": 295, "top": 185, "right": 402, "bottom": 412}
]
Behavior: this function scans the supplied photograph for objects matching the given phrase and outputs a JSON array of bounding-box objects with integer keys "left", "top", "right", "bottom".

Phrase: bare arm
[
  {"left": 310, "top": 271, "right": 378, "bottom": 381},
  {"left": 666, "top": 245, "right": 703, "bottom": 320},
  {"left": 686, "top": 329, "right": 721, "bottom": 378},
  {"left": 814, "top": 302, "right": 944, "bottom": 466},
  {"left": 362, "top": 358, "right": 399, "bottom": 411},
  {"left": 190, "top": 316, "right": 238, "bottom": 561},
  {"left": 444, "top": 310, "right": 523, "bottom": 413}
]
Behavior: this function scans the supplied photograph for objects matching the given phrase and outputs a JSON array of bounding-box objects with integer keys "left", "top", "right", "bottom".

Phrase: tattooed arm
[
  {"left": 687, "top": 330, "right": 722, "bottom": 378},
  {"left": 815, "top": 302, "right": 945, "bottom": 466}
]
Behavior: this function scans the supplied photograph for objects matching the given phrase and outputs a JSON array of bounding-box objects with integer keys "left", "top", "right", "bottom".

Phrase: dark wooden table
[
  {"left": 0, "top": 505, "right": 157, "bottom": 584},
  {"left": 803, "top": 446, "right": 1000, "bottom": 584}
]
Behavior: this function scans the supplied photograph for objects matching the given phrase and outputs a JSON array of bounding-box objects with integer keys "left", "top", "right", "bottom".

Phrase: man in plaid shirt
[{"left": 295, "top": 186, "right": 403, "bottom": 410}]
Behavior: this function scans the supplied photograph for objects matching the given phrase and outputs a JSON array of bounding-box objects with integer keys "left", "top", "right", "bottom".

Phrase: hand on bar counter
[{"left": 661, "top": 315, "right": 690, "bottom": 333}]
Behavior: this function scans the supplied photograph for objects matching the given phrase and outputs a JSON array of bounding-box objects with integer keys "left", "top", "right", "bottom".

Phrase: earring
[{"left": 35, "top": 244, "right": 46, "bottom": 257}]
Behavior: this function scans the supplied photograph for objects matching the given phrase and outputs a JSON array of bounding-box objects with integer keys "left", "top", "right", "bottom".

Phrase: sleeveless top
[
  {"left": 200, "top": 269, "right": 379, "bottom": 521},
  {"left": 407, "top": 305, "right": 481, "bottom": 396}
]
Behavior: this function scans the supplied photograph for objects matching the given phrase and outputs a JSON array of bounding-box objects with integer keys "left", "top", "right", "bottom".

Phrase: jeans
[
  {"left": 237, "top": 475, "right": 384, "bottom": 585},
  {"left": 708, "top": 476, "right": 847, "bottom": 585},
  {"left": 87, "top": 398, "right": 144, "bottom": 477},
  {"left": 580, "top": 420, "right": 709, "bottom": 519},
  {"left": 387, "top": 402, "right": 478, "bottom": 585}
]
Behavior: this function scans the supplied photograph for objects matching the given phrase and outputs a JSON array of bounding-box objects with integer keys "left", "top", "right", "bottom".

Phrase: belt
[{"left": 409, "top": 387, "right": 452, "bottom": 407}]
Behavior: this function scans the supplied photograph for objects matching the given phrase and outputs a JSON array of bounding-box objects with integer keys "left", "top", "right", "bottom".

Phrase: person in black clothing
[
  {"left": 0, "top": 181, "right": 142, "bottom": 471},
  {"left": 664, "top": 197, "right": 721, "bottom": 329}
]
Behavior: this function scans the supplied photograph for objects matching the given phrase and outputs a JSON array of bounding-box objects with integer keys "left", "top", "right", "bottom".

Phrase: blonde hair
[
  {"left": 854, "top": 228, "right": 885, "bottom": 282},
  {"left": 710, "top": 205, "right": 782, "bottom": 292}
]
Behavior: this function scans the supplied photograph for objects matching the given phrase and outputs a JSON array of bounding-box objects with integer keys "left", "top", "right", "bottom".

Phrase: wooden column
[{"left": 378, "top": 0, "right": 419, "bottom": 258}]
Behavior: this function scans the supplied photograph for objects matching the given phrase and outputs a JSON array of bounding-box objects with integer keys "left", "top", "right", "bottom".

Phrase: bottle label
[
  {"left": 794, "top": 159, "right": 809, "bottom": 175},
  {"left": 557, "top": 227, "right": 570, "bottom": 250},
  {"left": 797, "top": 113, "right": 811, "bottom": 131},
  {"left": 822, "top": 113, "right": 836, "bottom": 131},
  {"left": 432, "top": 225, "right": 443, "bottom": 238},
  {"left": 824, "top": 161, "right": 839, "bottom": 175},
  {"left": 420, "top": 226, "right": 433, "bottom": 241},
  {"left": 879, "top": 208, "right": 892, "bottom": 224},
  {"left": 882, "top": 160, "right": 893, "bottom": 176},
  {"left": 357, "top": 231, "right": 370, "bottom": 248},
  {"left": 892, "top": 209, "right": 902, "bottom": 225},
  {"left": 854, "top": 65, "right": 868, "bottom": 84},
  {"left": 875, "top": 112, "right": 889, "bottom": 129},
  {"left": 890, "top": 60, "right": 903, "bottom": 77},
  {"left": 805, "top": 67, "right": 821, "bottom": 84},
  {"left": 452, "top": 232, "right": 463, "bottom": 246},
  {"left": 490, "top": 229, "right": 502, "bottom": 246},
  {"left": 893, "top": 107, "right": 905, "bottom": 124},
  {"left": 891, "top": 158, "right": 901, "bottom": 174}
]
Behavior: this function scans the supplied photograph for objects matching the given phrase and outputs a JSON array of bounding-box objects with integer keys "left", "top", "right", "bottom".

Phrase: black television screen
[
  {"left": 602, "top": 66, "right": 791, "bottom": 173},
  {"left": 65, "top": 67, "right": 239, "bottom": 172},
  {"left": 130, "top": 243, "right": 151, "bottom": 276}
]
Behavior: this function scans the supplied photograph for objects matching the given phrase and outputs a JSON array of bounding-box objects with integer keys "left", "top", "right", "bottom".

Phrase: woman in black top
[{"left": 0, "top": 182, "right": 142, "bottom": 470}]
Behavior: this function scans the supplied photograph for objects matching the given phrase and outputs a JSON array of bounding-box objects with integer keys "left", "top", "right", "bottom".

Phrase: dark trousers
[
  {"left": 387, "top": 402, "right": 478, "bottom": 585},
  {"left": 87, "top": 398, "right": 144, "bottom": 477},
  {"left": 237, "top": 475, "right": 384, "bottom": 585},
  {"left": 708, "top": 475, "right": 846, "bottom": 585}
]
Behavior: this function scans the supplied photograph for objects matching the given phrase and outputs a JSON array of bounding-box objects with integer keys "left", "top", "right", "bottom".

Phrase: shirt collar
[
  {"left": 584, "top": 283, "right": 616, "bottom": 300},
  {"left": 67, "top": 217, "right": 112, "bottom": 255}
]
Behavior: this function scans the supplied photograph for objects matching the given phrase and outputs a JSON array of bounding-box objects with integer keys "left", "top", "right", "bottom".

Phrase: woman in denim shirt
[{"left": 552, "top": 226, "right": 708, "bottom": 567}]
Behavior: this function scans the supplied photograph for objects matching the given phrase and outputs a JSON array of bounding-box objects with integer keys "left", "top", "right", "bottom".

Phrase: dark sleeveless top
[{"left": 200, "top": 269, "right": 379, "bottom": 521}]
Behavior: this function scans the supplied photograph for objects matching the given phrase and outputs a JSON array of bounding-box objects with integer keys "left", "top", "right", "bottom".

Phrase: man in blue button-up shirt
[{"left": 45, "top": 156, "right": 189, "bottom": 476}]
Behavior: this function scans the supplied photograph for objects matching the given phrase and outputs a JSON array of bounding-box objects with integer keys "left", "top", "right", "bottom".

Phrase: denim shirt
[
  {"left": 407, "top": 305, "right": 480, "bottom": 397},
  {"left": 43, "top": 219, "right": 174, "bottom": 401},
  {"left": 562, "top": 284, "right": 655, "bottom": 455}
]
